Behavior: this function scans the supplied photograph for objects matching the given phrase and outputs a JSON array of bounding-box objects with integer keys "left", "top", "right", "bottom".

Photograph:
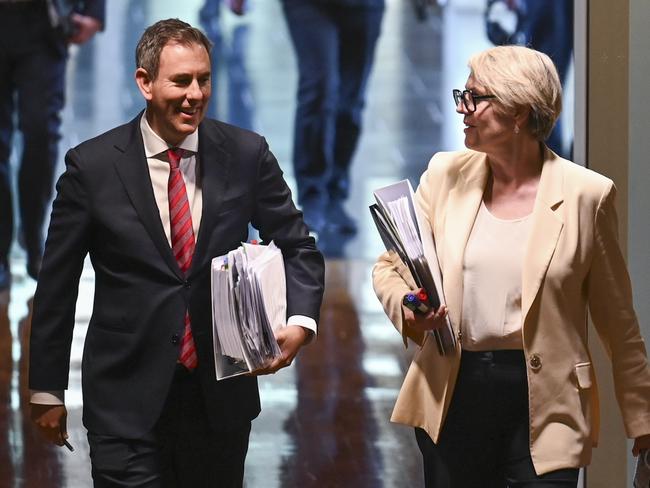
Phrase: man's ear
[{"left": 135, "top": 68, "right": 154, "bottom": 101}]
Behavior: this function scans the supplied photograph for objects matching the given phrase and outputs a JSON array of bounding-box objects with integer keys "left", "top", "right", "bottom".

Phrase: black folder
[{"left": 370, "top": 181, "right": 456, "bottom": 355}]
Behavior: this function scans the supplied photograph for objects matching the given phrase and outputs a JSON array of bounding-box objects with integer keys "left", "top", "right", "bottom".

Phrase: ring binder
[{"left": 370, "top": 180, "right": 457, "bottom": 355}]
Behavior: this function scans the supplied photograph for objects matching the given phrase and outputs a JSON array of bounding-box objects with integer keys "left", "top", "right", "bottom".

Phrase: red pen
[{"left": 403, "top": 288, "right": 432, "bottom": 314}]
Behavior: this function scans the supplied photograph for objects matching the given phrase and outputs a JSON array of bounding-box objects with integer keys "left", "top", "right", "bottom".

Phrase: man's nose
[
  {"left": 455, "top": 99, "right": 467, "bottom": 114},
  {"left": 186, "top": 79, "right": 204, "bottom": 100}
]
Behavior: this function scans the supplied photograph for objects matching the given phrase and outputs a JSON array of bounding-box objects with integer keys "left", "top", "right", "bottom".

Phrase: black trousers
[
  {"left": 0, "top": 2, "right": 66, "bottom": 264},
  {"left": 415, "top": 350, "right": 579, "bottom": 488},
  {"left": 88, "top": 366, "right": 251, "bottom": 488}
]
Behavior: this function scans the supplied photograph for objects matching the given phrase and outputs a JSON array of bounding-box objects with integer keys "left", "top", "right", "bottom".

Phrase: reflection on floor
[{"left": 1, "top": 1, "right": 491, "bottom": 486}]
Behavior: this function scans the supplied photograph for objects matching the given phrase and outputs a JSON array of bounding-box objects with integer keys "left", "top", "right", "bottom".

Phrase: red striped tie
[{"left": 167, "top": 148, "right": 198, "bottom": 370}]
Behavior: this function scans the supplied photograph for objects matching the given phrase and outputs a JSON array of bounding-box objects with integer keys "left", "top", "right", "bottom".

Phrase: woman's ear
[{"left": 513, "top": 106, "right": 531, "bottom": 132}]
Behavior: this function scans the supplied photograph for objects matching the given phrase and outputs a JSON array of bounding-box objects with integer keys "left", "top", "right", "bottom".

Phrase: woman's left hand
[
  {"left": 403, "top": 304, "right": 448, "bottom": 333},
  {"left": 632, "top": 434, "right": 650, "bottom": 456}
]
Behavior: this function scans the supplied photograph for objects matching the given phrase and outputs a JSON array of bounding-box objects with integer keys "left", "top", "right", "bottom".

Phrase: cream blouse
[{"left": 460, "top": 201, "right": 533, "bottom": 351}]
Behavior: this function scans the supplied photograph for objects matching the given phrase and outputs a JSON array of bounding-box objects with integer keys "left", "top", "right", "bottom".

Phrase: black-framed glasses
[{"left": 453, "top": 89, "right": 496, "bottom": 113}]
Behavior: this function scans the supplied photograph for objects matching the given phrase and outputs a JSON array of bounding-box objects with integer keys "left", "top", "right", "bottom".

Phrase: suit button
[
  {"left": 529, "top": 354, "right": 542, "bottom": 371},
  {"left": 183, "top": 281, "right": 191, "bottom": 289},
  {"left": 171, "top": 334, "right": 180, "bottom": 345}
]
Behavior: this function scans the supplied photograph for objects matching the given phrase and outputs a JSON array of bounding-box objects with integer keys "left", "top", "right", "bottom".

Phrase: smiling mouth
[{"left": 179, "top": 107, "right": 199, "bottom": 116}]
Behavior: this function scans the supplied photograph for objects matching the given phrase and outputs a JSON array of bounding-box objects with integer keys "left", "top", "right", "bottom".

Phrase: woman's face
[{"left": 457, "top": 76, "right": 517, "bottom": 154}]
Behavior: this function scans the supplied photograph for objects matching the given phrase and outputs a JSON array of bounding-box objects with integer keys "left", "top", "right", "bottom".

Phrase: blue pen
[{"left": 403, "top": 289, "right": 431, "bottom": 314}]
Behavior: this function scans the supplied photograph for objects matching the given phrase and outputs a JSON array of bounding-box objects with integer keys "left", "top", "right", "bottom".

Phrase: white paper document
[
  {"left": 211, "top": 241, "right": 286, "bottom": 380},
  {"left": 370, "top": 179, "right": 456, "bottom": 355},
  {"left": 633, "top": 449, "right": 650, "bottom": 488}
]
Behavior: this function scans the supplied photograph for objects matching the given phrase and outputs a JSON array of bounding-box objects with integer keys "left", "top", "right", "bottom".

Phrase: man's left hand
[
  {"left": 633, "top": 434, "right": 650, "bottom": 456},
  {"left": 68, "top": 14, "right": 102, "bottom": 44},
  {"left": 253, "top": 325, "right": 312, "bottom": 376}
]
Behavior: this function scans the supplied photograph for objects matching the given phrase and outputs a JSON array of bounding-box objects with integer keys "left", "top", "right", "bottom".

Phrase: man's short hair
[
  {"left": 136, "top": 19, "right": 212, "bottom": 80},
  {"left": 468, "top": 45, "right": 562, "bottom": 141}
]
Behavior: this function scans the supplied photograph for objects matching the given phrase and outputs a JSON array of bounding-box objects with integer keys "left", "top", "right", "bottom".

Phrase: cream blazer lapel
[
  {"left": 521, "top": 150, "right": 565, "bottom": 325},
  {"left": 440, "top": 152, "right": 489, "bottom": 331},
  {"left": 437, "top": 149, "right": 565, "bottom": 332}
]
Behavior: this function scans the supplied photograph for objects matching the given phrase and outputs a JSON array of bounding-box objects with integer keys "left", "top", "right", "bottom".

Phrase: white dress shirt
[
  {"left": 140, "top": 114, "right": 203, "bottom": 244},
  {"left": 31, "top": 113, "right": 315, "bottom": 405}
]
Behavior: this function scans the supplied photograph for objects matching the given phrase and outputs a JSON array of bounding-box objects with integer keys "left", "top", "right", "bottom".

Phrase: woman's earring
[{"left": 514, "top": 125, "right": 520, "bottom": 135}]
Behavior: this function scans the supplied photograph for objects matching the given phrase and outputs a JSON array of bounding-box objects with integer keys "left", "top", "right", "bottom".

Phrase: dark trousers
[
  {"left": 415, "top": 350, "right": 579, "bottom": 488},
  {"left": 88, "top": 366, "right": 251, "bottom": 488},
  {"left": 0, "top": 2, "right": 66, "bottom": 265},
  {"left": 281, "top": 0, "right": 384, "bottom": 206}
]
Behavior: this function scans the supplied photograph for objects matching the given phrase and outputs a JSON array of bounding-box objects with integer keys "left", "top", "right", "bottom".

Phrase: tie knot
[{"left": 167, "top": 148, "right": 183, "bottom": 169}]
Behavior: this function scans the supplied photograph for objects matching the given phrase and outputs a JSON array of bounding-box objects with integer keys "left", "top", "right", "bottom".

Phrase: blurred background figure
[
  {"left": 484, "top": 0, "right": 573, "bottom": 159},
  {"left": 199, "top": 0, "right": 254, "bottom": 131},
  {"left": 200, "top": 0, "right": 246, "bottom": 37},
  {"left": 5, "top": 2, "right": 647, "bottom": 487},
  {"left": 280, "top": 0, "right": 385, "bottom": 236},
  {"left": 518, "top": 0, "right": 573, "bottom": 158},
  {"left": 0, "top": 0, "right": 105, "bottom": 290}
]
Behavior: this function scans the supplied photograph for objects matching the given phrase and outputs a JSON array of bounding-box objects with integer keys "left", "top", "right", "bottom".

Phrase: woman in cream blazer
[{"left": 373, "top": 46, "right": 650, "bottom": 487}]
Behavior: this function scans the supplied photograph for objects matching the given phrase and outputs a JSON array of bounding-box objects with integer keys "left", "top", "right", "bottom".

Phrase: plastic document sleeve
[{"left": 210, "top": 241, "right": 286, "bottom": 380}]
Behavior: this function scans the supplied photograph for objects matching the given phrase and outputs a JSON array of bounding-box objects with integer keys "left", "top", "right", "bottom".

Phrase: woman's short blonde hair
[{"left": 468, "top": 45, "right": 562, "bottom": 141}]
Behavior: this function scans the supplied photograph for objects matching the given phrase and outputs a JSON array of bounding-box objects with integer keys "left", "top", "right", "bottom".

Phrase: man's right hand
[{"left": 30, "top": 403, "right": 69, "bottom": 446}]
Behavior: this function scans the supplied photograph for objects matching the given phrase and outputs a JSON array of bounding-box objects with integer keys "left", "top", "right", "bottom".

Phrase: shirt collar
[{"left": 140, "top": 112, "right": 199, "bottom": 159}]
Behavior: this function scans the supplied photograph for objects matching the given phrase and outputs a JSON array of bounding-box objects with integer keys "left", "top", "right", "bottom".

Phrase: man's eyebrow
[{"left": 170, "top": 71, "right": 211, "bottom": 78}]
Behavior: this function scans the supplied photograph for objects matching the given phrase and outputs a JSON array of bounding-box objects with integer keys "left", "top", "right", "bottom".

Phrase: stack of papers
[
  {"left": 370, "top": 180, "right": 457, "bottom": 355},
  {"left": 211, "top": 241, "right": 286, "bottom": 380}
]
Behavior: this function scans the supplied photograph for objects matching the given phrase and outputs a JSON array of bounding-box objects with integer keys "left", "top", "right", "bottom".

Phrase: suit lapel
[
  {"left": 521, "top": 148, "right": 564, "bottom": 322},
  {"left": 441, "top": 153, "right": 489, "bottom": 330},
  {"left": 113, "top": 114, "right": 183, "bottom": 279},
  {"left": 189, "top": 122, "right": 232, "bottom": 278}
]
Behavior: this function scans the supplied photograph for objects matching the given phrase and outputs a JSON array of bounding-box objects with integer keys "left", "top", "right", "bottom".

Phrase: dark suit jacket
[{"left": 28, "top": 114, "right": 325, "bottom": 439}]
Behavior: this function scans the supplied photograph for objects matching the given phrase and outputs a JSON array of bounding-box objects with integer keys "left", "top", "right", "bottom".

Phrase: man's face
[{"left": 136, "top": 41, "right": 211, "bottom": 146}]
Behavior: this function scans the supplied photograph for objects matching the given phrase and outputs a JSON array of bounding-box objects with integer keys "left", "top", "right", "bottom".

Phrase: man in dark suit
[
  {"left": 0, "top": 0, "right": 105, "bottom": 290},
  {"left": 28, "top": 18, "right": 325, "bottom": 487}
]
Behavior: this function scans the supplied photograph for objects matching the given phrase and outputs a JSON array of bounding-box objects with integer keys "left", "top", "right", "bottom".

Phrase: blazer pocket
[
  {"left": 217, "top": 194, "right": 248, "bottom": 215},
  {"left": 92, "top": 321, "right": 135, "bottom": 334},
  {"left": 574, "top": 362, "right": 593, "bottom": 389}
]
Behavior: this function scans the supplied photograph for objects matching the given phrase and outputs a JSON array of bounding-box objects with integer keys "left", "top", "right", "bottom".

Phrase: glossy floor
[{"left": 1, "top": 1, "right": 523, "bottom": 487}]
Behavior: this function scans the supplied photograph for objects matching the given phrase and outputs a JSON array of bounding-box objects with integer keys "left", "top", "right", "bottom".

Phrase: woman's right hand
[{"left": 403, "top": 304, "right": 448, "bottom": 333}]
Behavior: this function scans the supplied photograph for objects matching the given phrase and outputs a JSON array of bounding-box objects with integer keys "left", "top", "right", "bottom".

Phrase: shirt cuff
[
  {"left": 287, "top": 315, "right": 317, "bottom": 337},
  {"left": 30, "top": 391, "right": 65, "bottom": 405}
]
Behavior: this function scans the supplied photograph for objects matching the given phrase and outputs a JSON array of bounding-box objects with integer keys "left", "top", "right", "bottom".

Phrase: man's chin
[
  {"left": 175, "top": 121, "right": 200, "bottom": 136},
  {"left": 180, "top": 115, "right": 203, "bottom": 130}
]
